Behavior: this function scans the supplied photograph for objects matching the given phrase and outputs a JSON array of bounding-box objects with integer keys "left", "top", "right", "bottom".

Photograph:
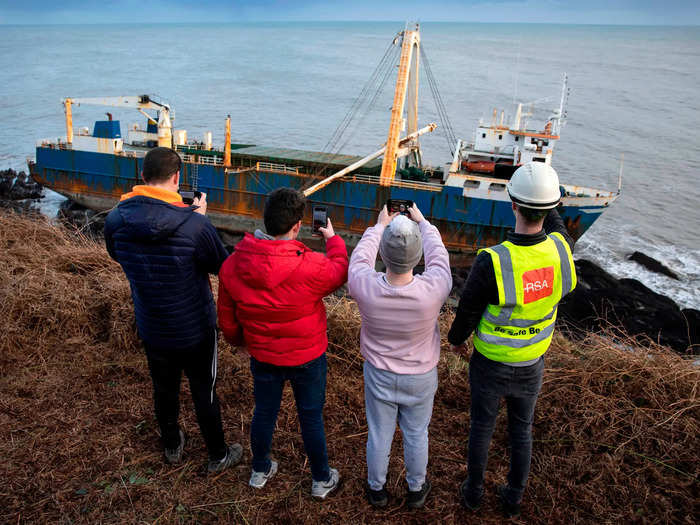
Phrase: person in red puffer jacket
[{"left": 217, "top": 187, "right": 348, "bottom": 499}]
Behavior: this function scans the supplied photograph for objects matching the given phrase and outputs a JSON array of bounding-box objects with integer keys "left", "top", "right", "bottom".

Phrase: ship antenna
[
  {"left": 617, "top": 152, "right": 624, "bottom": 194},
  {"left": 554, "top": 73, "right": 569, "bottom": 136}
]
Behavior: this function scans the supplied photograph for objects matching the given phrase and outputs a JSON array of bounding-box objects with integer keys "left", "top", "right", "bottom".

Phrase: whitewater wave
[
  {"left": 37, "top": 189, "right": 67, "bottom": 220},
  {"left": 576, "top": 234, "right": 700, "bottom": 310}
]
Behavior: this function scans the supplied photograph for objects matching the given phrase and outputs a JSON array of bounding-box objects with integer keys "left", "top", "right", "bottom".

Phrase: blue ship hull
[{"left": 31, "top": 146, "right": 610, "bottom": 253}]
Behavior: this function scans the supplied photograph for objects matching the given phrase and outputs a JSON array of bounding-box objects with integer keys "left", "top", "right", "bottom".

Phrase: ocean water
[{"left": 1, "top": 22, "right": 698, "bottom": 308}]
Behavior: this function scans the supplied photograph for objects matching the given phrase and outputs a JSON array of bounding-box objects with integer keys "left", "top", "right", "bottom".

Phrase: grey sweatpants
[{"left": 364, "top": 361, "right": 438, "bottom": 491}]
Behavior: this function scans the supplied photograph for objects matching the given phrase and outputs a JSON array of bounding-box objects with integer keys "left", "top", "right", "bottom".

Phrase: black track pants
[{"left": 144, "top": 328, "right": 227, "bottom": 461}]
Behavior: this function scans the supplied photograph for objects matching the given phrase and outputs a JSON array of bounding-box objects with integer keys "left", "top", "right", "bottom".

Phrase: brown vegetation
[{"left": 0, "top": 211, "right": 698, "bottom": 524}]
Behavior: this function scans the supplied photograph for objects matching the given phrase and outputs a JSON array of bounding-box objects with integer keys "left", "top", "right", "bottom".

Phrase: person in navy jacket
[{"left": 105, "top": 147, "right": 242, "bottom": 473}]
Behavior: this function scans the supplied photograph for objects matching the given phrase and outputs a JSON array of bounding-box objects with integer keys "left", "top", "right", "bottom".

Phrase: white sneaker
[
  {"left": 311, "top": 468, "right": 340, "bottom": 499},
  {"left": 249, "top": 460, "right": 278, "bottom": 489}
]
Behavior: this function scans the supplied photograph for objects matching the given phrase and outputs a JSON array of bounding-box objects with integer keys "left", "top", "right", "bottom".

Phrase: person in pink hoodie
[{"left": 347, "top": 203, "right": 452, "bottom": 509}]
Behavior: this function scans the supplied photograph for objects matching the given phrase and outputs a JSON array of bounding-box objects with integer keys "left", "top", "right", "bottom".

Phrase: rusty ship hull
[{"left": 30, "top": 144, "right": 614, "bottom": 253}]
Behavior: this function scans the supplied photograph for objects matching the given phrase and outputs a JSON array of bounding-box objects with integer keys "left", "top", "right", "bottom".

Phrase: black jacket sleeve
[
  {"left": 447, "top": 251, "right": 499, "bottom": 345},
  {"left": 194, "top": 220, "right": 230, "bottom": 275},
  {"left": 544, "top": 208, "right": 575, "bottom": 251}
]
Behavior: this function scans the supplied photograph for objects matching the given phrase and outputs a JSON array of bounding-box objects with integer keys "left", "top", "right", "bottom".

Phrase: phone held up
[
  {"left": 386, "top": 199, "right": 413, "bottom": 216},
  {"left": 179, "top": 190, "right": 202, "bottom": 205},
  {"left": 312, "top": 206, "right": 328, "bottom": 237}
]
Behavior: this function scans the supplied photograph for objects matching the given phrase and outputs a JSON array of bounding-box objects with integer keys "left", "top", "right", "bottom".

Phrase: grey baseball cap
[{"left": 379, "top": 215, "right": 423, "bottom": 274}]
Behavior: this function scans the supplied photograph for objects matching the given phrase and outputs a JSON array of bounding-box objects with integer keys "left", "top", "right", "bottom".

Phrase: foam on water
[
  {"left": 576, "top": 227, "right": 700, "bottom": 310},
  {"left": 37, "top": 188, "right": 68, "bottom": 220}
]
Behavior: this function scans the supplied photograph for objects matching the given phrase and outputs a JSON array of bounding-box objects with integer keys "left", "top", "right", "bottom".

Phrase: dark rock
[
  {"left": 0, "top": 169, "right": 43, "bottom": 203},
  {"left": 680, "top": 309, "right": 700, "bottom": 354},
  {"left": 558, "top": 259, "right": 698, "bottom": 354},
  {"left": 217, "top": 230, "right": 244, "bottom": 254},
  {"left": 628, "top": 251, "right": 680, "bottom": 280},
  {"left": 57, "top": 200, "right": 106, "bottom": 238}
]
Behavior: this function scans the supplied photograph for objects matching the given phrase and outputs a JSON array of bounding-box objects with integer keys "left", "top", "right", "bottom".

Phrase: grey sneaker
[
  {"left": 249, "top": 460, "right": 278, "bottom": 489},
  {"left": 207, "top": 443, "right": 243, "bottom": 474},
  {"left": 311, "top": 467, "right": 340, "bottom": 499},
  {"left": 164, "top": 429, "right": 185, "bottom": 465}
]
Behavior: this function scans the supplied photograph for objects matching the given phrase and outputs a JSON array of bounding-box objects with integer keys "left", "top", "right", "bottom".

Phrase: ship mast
[{"left": 379, "top": 25, "right": 421, "bottom": 186}]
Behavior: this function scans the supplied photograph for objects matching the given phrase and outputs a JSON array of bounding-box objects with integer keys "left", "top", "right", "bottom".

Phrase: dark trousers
[
  {"left": 464, "top": 349, "right": 544, "bottom": 505},
  {"left": 144, "top": 328, "right": 227, "bottom": 461},
  {"left": 250, "top": 353, "right": 330, "bottom": 482}
]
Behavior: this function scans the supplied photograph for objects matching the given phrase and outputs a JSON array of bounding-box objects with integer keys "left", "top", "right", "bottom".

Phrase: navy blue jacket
[{"left": 105, "top": 196, "right": 229, "bottom": 349}]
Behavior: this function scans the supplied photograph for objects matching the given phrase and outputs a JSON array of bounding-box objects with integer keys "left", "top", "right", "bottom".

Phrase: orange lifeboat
[{"left": 463, "top": 160, "right": 495, "bottom": 173}]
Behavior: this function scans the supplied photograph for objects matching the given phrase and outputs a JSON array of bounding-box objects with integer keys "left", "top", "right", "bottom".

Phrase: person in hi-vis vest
[{"left": 448, "top": 162, "right": 577, "bottom": 519}]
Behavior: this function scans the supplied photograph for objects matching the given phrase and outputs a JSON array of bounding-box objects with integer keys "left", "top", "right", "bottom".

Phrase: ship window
[
  {"left": 464, "top": 179, "right": 480, "bottom": 189},
  {"left": 515, "top": 136, "right": 519, "bottom": 142},
  {"left": 482, "top": 133, "right": 486, "bottom": 138},
  {"left": 498, "top": 134, "right": 503, "bottom": 140},
  {"left": 533, "top": 158, "right": 545, "bottom": 163},
  {"left": 489, "top": 183, "right": 506, "bottom": 191}
]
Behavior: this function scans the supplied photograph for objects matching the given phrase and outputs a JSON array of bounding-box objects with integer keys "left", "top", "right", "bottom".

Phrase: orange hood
[{"left": 120, "top": 185, "right": 186, "bottom": 206}]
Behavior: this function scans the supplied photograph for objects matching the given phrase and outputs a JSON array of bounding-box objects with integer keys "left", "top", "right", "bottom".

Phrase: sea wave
[{"left": 576, "top": 234, "right": 700, "bottom": 310}]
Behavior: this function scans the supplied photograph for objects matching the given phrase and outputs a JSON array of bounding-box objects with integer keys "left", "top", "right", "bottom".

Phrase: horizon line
[{"left": 1, "top": 20, "right": 699, "bottom": 27}]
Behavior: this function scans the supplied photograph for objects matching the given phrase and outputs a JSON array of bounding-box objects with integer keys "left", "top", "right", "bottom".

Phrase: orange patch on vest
[{"left": 522, "top": 266, "right": 554, "bottom": 304}]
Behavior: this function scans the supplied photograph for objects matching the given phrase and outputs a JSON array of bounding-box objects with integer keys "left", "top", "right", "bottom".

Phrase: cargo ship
[{"left": 28, "top": 26, "right": 619, "bottom": 255}]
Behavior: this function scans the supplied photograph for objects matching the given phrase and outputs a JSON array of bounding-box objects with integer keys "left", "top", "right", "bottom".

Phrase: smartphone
[
  {"left": 386, "top": 199, "right": 413, "bottom": 216},
  {"left": 312, "top": 206, "right": 328, "bottom": 236},
  {"left": 179, "top": 190, "right": 202, "bottom": 205}
]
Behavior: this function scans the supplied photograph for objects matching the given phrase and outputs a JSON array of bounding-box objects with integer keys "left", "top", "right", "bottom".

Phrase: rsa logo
[{"left": 522, "top": 266, "right": 554, "bottom": 304}]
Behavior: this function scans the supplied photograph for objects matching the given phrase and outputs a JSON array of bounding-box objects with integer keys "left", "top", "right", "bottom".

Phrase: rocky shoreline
[
  {"left": 2, "top": 168, "right": 697, "bottom": 355},
  {"left": 0, "top": 168, "right": 43, "bottom": 214}
]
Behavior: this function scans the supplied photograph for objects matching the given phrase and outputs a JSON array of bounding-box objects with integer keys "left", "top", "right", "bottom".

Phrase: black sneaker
[
  {"left": 164, "top": 429, "right": 185, "bottom": 465},
  {"left": 366, "top": 483, "right": 389, "bottom": 508},
  {"left": 406, "top": 479, "right": 432, "bottom": 509},
  {"left": 459, "top": 479, "right": 482, "bottom": 511},
  {"left": 207, "top": 443, "right": 243, "bottom": 474},
  {"left": 497, "top": 484, "right": 521, "bottom": 518}
]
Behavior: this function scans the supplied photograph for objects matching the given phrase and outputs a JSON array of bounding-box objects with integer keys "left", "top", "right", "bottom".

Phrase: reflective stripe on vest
[{"left": 473, "top": 232, "right": 576, "bottom": 362}]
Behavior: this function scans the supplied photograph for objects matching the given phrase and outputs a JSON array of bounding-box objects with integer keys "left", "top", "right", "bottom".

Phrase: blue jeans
[
  {"left": 464, "top": 350, "right": 544, "bottom": 505},
  {"left": 364, "top": 361, "right": 438, "bottom": 492},
  {"left": 250, "top": 354, "right": 330, "bottom": 482}
]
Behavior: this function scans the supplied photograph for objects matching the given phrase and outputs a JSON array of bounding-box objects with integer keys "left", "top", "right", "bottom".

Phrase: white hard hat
[{"left": 507, "top": 162, "right": 561, "bottom": 209}]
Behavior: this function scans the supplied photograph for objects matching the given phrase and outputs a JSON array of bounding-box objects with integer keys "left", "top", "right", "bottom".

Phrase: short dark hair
[
  {"left": 516, "top": 204, "right": 549, "bottom": 225},
  {"left": 264, "top": 188, "right": 306, "bottom": 236},
  {"left": 142, "top": 147, "right": 182, "bottom": 183}
]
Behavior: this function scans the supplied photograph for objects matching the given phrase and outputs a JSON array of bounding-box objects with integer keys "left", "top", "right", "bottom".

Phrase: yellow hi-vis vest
[{"left": 473, "top": 232, "right": 577, "bottom": 362}]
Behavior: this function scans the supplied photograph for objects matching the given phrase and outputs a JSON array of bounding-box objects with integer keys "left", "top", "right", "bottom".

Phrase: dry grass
[{"left": 0, "top": 210, "right": 698, "bottom": 524}]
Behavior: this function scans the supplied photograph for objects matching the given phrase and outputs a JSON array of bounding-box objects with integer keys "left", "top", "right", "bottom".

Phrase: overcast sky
[{"left": 1, "top": 0, "right": 698, "bottom": 25}]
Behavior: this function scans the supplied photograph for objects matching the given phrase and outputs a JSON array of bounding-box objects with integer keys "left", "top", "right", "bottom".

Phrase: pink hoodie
[{"left": 348, "top": 220, "right": 452, "bottom": 374}]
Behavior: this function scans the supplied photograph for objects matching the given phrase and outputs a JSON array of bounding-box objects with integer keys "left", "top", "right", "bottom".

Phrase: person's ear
[
  {"left": 292, "top": 220, "right": 302, "bottom": 238},
  {"left": 172, "top": 171, "right": 180, "bottom": 187}
]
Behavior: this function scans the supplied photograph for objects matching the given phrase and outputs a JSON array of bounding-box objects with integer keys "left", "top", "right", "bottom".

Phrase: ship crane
[
  {"left": 304, "top": 24, "right": 442, "bottom": 197},
  {"left": 63, "top": 95, "right": 173, "bottom": 147}
]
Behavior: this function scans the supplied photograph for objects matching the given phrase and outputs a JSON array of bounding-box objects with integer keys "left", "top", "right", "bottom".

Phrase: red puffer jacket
[{"left": 217, "top": 233, "right": 348, "bottom": 366}]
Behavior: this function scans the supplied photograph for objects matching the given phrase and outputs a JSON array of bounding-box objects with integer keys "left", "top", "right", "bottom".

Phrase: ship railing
[
  {"left": 36, "top": 140, "right": 71, "bottom": 150},
  {"left": 256, "top": 162, "right": 300, "bottom": 174},
  {"left": 177, "top": 143, "right": 209, "bottom": 151},
  {"left": 344, "top": 173, "right": 444, "bottom": 192},
  {"left": 199, "top": 155, "right": 223, "bottom": 166},
  {"left": 180, "top": 153, "right": 224, "bottom": 166}
]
